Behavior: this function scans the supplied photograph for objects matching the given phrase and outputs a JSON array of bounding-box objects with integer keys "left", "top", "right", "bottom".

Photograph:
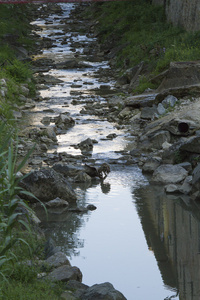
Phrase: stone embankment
[{"left": 118, "top": 60, "right": 200, "bottom": 202}]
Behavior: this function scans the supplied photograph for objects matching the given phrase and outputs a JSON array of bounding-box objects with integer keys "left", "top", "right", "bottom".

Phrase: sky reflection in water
[{"left": 68, "top": 166, "right": 178, "bottom": 300}]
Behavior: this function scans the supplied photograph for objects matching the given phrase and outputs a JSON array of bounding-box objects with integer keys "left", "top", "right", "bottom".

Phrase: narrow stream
[{"left": 27, "top": 3, "right": 200, "bottom": 300}]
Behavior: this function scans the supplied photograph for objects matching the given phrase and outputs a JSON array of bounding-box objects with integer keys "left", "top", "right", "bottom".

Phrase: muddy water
[{"left": 28, "top": 3, "right": 200, "bottom": 300}]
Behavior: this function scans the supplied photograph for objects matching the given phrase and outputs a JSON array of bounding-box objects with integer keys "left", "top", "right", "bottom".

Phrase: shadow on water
[{"left": 134, "top": 184, "right": 200, "bottom": 300}]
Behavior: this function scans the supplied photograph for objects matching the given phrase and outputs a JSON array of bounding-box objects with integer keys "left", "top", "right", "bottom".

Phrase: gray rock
[
  {"left": 74, "top": 171, "right": 92, "bottom": 183},
  {"left": 45, "top": 197, "right": 69, "bottom": 208},
  {"left": 77, "top": 138, "right": 93, "bottom": 152},
  {"left": 149, "top": 130, "right": 171, "bottom": 149},
  {"left": 53, "top": 163, "right": 70, "bottom": 177},
  {"left": 46, "top": 252, "right": 71, "bottom": 268},
  {"left": 80, "top": 282, "right": 127, "bottom": 300},
  {"left": 40, "top": 136, "right": 54, "bottom": 144},
  {"left": 118, "top": 107, "right": 131, "bottom": 118},
  {"left": 125, "top": 93, "right": 157, "bottom": 108},
  {"left": 162, "top": 95, "right": 177, "bottom": 108},
  {"left": 152, "top": 164, "right": 188, "bottom": 184},
  {"left": 180, "top": 136, "right": 200, "bottom": 153},
  {"left": 55, "top": 113, "right": 75, "bottom": 130},
  {"left": 41, "top": 127, "right": 57, "bottom": 142},
  {"left": 65, "top": 280, "right": 89, "bottom": 298},
  {"left": 177, "top": 162, "right": 192, "bottom": 172},
  {"left": 41, "top": 116, "right": 51, "bottom": 125},
  {"left": 141, "top": 106, "right": 158, "bottom": 120},
  {"left": 20, "top": 168, "right": 77, "bottom": 203},
  {"left": 157, "top": 103, "right": 166, "bottom": 115},
  {"left": 142, "top": 157, "right": 161, "bottom": 173},
  {"left": 47, "top": 265, "right": 82, "bottom": 283},
  {"left": 191, "top": 163, "right": 200, "bottom": 200},
  {"left": 165, "top": 184, "right": 179, "bottom": 193},
  {"left": 106, "top": 133, "right": 117, "bottom": 140},
  {"left": 60, "top": 290, "right": 78, "bottom": 300},
  {"left": 179, "top": 176, "right": 192, "bottom": 195},
  {"left": 162, "top": 141, "right": 172, "bottom": 150},
  {"left": 107, "top": 96, "right": 124, "bottom": 108},
  {"left": 157, "top": 61, "right": 200, "bottom": 92}
]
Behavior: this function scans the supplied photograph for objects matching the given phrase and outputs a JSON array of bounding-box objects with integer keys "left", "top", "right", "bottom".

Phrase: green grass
[
  {"left": 86, "top": 0, "right": 200, "bottom": 93},
  {"left": 1, "top": 281, "right": 63, "bottom": 300}
]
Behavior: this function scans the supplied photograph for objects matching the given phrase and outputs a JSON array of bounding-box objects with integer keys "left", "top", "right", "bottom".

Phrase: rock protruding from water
[
  {"left": 80, "top": 282, "right": 127, "bottom": 300},
  {"left": 76, "top": 138, "right": 94, "bottom": 154},
  {"left": 21, "top": 168, "right": 77, "bottom": 202},
  {"left": 55, "top": 113, "right": 75, "bottom": 130}
]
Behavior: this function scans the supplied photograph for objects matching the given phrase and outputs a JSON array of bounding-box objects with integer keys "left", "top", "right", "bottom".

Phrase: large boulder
[
  {"left": 20, "top": 168, "right": 77, "bottom": 202},
  {"left": 152, "top": 164, "right": 188, "bottom": 184},
  {"left": 80, "top": 282, "right": 127, "bottom": 300}
]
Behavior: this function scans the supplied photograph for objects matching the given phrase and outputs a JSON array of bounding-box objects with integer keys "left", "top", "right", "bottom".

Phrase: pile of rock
[{"left": 122, "top": 62, "right": 200, "bottom": 202}]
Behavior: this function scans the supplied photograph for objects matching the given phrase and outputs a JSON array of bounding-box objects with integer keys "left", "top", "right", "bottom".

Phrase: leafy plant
[{"left": 0, "top": 125, "right": 39, "bottom": 284}]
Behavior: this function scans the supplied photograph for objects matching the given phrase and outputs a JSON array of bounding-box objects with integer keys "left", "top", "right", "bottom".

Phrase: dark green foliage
[{"left": 87, "top": 0, "right": 200, "bottom": 92}]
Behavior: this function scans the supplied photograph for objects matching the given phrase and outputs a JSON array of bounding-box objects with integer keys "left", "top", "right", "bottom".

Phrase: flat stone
[{"left": 125, "top": 93, "right": 158, "bottom": 108}]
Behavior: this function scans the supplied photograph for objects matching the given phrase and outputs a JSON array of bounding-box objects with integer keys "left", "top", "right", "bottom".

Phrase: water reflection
[
  {"left": 134, "top": 184, "right": 200, "bottom": 300},
  {"left": 37, "top": 166, "right": 182, "bottom": 299}
]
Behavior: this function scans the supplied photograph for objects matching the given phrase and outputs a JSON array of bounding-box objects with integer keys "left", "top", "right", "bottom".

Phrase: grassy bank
[
  {"left": 0, "top": 4, "right": 36, "bottom": 131},
  {"left": 85, "top": 0, "right": 200, "bottom": 92},
  {"left": 0, "top": 5, "right": 63, "bottom": 299}
]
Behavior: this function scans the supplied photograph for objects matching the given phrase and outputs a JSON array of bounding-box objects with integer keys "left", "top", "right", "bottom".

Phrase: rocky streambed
[{"left": 7, "top": 2, "right": 200, "bottom": 300}]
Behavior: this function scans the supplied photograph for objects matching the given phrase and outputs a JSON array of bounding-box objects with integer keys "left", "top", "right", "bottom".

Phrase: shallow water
[{"left": 29, "top": 3, "right": 200, "bottom": 300}]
